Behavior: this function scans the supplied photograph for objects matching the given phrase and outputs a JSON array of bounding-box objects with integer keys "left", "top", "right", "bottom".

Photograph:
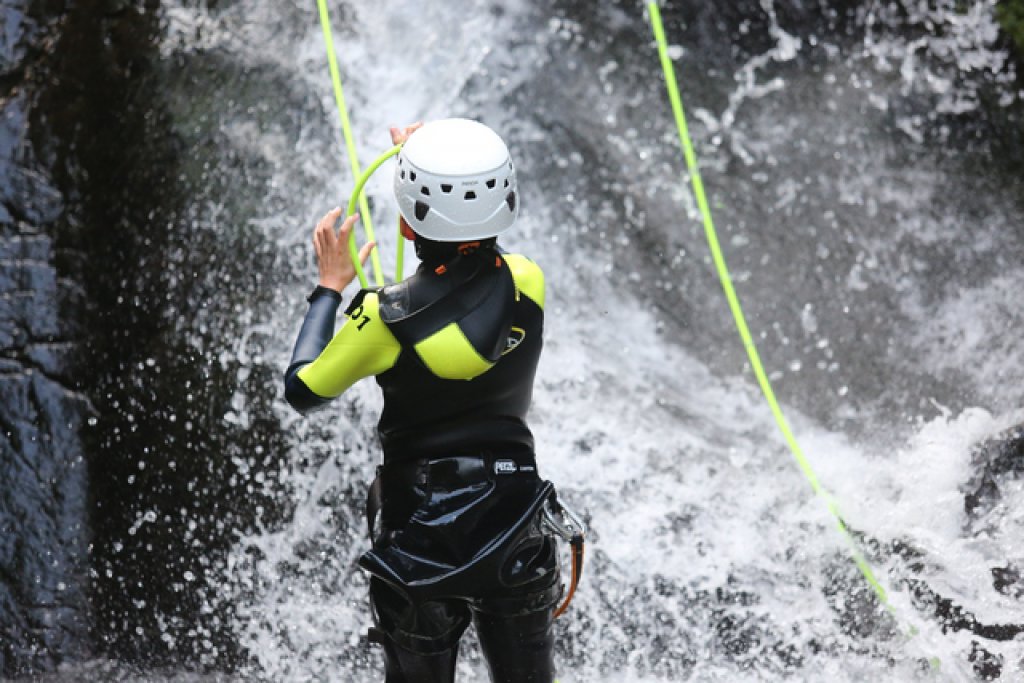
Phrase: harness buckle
[
  {"left": 541, "top": 496, "right": 586, "bottom": 543},
  {"left": 541, "top": 494, "right": 587, "bottom": 619}
]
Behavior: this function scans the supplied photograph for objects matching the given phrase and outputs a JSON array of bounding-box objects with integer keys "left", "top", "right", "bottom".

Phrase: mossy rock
[{"left": 998, "top": 0, "right": 1024, "bottom": 59}]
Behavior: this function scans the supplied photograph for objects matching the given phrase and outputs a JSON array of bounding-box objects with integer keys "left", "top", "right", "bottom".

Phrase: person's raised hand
[
  {"left": 313, "top": 208, "right": 375, "bottom": 292},
  {"left": 389, "top": 122, "right": 423, "bottom": 146}
]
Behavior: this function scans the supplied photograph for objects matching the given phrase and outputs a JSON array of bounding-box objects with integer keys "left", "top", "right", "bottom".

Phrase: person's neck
[{"left": 414, "top": 237, "right": 497, "bottom": 265}]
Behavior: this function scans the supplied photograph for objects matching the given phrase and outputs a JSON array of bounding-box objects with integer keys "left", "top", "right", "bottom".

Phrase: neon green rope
[
  {"left": 316, "top": 0, "right": 384, "bottom": 288},
  {"left": 647, "top": 0, "right": 895, "bottom": 612},
  {"left": 395, "top": 219, "right": 405, "bottom": 283},
  {"left": 344, "top": 146, "right": 402, "bottom": 286}
]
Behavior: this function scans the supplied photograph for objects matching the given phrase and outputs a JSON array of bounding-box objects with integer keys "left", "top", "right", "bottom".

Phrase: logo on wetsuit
[
  {"left": 494, "top": 460, "right": 536, "bottom": 475},
  {"left": 503, "top": 327, "right": 526, "bottom": 355},
  {"left": 494, "top": 460, "right": 518, "bottom": 474}
]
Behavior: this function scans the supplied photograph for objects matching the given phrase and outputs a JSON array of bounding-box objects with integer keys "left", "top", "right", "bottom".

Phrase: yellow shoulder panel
[
  {"left": 297, "top": 292, "right": 401, "bottom": 398},
  {"left": 504, "top": 254, "right": 545, "bottom": 310},
  {"left": 414, "top": 323, "right": 494, "bottom": 380}
]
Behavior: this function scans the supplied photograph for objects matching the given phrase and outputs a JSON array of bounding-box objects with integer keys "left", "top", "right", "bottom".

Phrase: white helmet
[{"left": 394, "top": 118, "right": 518, "bottom": 242}]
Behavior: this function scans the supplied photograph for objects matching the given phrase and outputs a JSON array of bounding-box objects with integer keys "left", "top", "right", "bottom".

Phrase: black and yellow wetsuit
[
  {"left": 285, "top": 246, "right": 560, "bottom": 683},
  {"left": 286, "top": 250, "right": 544, "bottom": 460}
]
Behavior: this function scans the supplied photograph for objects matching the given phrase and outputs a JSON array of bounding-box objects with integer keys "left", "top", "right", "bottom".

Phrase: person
[{"left": 284, "top": 119, "right": 562, "bottom": 683}]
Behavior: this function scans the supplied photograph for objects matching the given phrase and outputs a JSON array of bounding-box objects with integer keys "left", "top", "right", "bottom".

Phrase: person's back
[{"left": 284, "top": 120, "right": 562, "bottom": 683}]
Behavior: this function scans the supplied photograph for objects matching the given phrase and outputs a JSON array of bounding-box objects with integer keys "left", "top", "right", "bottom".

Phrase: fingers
[
  {"left": 337, "top": 213, "right": 360, "bottom": 240},
  {"left": 335, "top": 213, "right": 361, "bottom": 254},
  {"left": 314, "top": 206, "right": 343, "bottom": 247},
  {"left": 313, "top": 209, "right": 357, "bottom": 243},
  {"left": 390, "top": 121, "right": 424, "bottom": 145},
  {"left": 316, "top": 206, "right": 343, "bottom": 233},
  {"left": 311, "top": 208, "right": 372, "bottom": 290},
  {"left": 358, "top": 241, "right": 376, "bottom": 264}
]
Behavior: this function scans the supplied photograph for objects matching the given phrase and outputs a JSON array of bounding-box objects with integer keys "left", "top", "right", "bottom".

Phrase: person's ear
[{"left": 399, "top": 217, "right": 416, "bottom": 241}]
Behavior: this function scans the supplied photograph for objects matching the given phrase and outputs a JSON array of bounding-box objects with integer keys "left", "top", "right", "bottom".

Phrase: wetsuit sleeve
[
  {"left": 284, "top": 287, "right": 343, "bottom": 412},
  {"left": 284, "top": 289, "right": 401, "bottom": 413}
]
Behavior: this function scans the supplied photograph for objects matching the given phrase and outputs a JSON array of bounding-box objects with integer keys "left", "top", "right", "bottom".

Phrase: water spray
[
  {"left": 311, "top": 10, "right": 580, "bottom": 681},
  {"left": 316, "top": 0, "right": 388, "bottom": 287},
  {"left": 647, "top": 0, "right": 940, "bottom": 669}
]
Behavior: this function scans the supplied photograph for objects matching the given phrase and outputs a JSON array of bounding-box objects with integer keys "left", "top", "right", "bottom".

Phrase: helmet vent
[
  {"left": 464, "top": 191, "right": 477, "bottom": 200},
  {"left": 414, "top": 201, "right": 430, "bottom": 221},
  {"left": 503, "top": 179, "right": 509, "bottom": 188},
  {"left": 410, "top": 171, "right": 417, "bottom": 181},
  {"left": 420, "top": 186, "right": 430, "bottom": 196},
  {"left": 441, "top": 184, "right": 453, "bottom": 194},
  {"left": 505, "top": 192, "right": 516, "bottom": 212},
  {"left": 486, "top": 179, "right": 496, "bottom": 189},
  {"left": 400, "top": 170, "right": 406, "bottom": 180}
]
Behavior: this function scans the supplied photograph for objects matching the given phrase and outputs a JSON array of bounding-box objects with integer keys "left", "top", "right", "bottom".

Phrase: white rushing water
[{"left": 99, "top": 1, "right": 1023, "bottom": 681}]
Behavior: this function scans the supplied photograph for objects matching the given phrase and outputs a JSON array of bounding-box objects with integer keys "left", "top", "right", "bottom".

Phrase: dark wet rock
[
  {"left": 0, "top": 370, "right": 91, "bottom": 670},
  {"left": 3, "top": 0, "right": 290, "bottom": 674},
  {"left": 26, "top": 0, "right": 299, "bottom": 673},
  {"left": 969, "top": 640, "right": 1004, "bottom": 681},
  {"left": 821, "top": 556, "right": 898, "bottom": 642},
  {"left": 923, "top": 425, "right": 1024, "bottom": 677},
  {"left": 990, "top": 564, "right": 1024, "bottom": 600},
  {"left": 900, "top": 573, "right": 1024, "bottom": 643},
  {"left": 1, "top": 0, "right": 92, "bottom": 676},
  {"left": 964, "top": 424, "right": 1024, "bottom": 523},
  {"left": 0, "top": 95, "right": 63, "bottom": 227},
  {"left": 0, "top": 5, "right": 47, "bottom": 79},
  {"left": 883, "top": 528, "right": 1022, "bottom": 681},
  {"left": 838, "top": 511, "right": 1024, "bottom": 678}
]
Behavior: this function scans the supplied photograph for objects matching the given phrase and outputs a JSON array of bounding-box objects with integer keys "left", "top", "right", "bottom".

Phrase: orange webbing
[{"left": 553, "top": 540, "right": 584, "bottom": 619}]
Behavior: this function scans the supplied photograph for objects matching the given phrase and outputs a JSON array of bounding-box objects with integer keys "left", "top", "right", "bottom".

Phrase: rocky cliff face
[
  {"left": 1, "top": 3, "right": 93, "bottom": 674},
  {"left": 2, "top": 1, "right": 290, "bottom": 675}
]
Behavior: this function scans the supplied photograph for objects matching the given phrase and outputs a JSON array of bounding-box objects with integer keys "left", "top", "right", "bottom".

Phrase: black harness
[{"left": 361, "top": 454, "right": 556, "bottom": 605}]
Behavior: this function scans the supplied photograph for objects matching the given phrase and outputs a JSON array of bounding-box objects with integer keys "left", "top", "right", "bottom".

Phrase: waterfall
[{"left": 4, "top": 0, "right": 1022, "bottom": 680}]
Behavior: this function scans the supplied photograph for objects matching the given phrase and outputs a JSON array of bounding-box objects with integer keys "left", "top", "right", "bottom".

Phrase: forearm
[{"left": 284, "top": 286, "right": 342, "bottom": 413}]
